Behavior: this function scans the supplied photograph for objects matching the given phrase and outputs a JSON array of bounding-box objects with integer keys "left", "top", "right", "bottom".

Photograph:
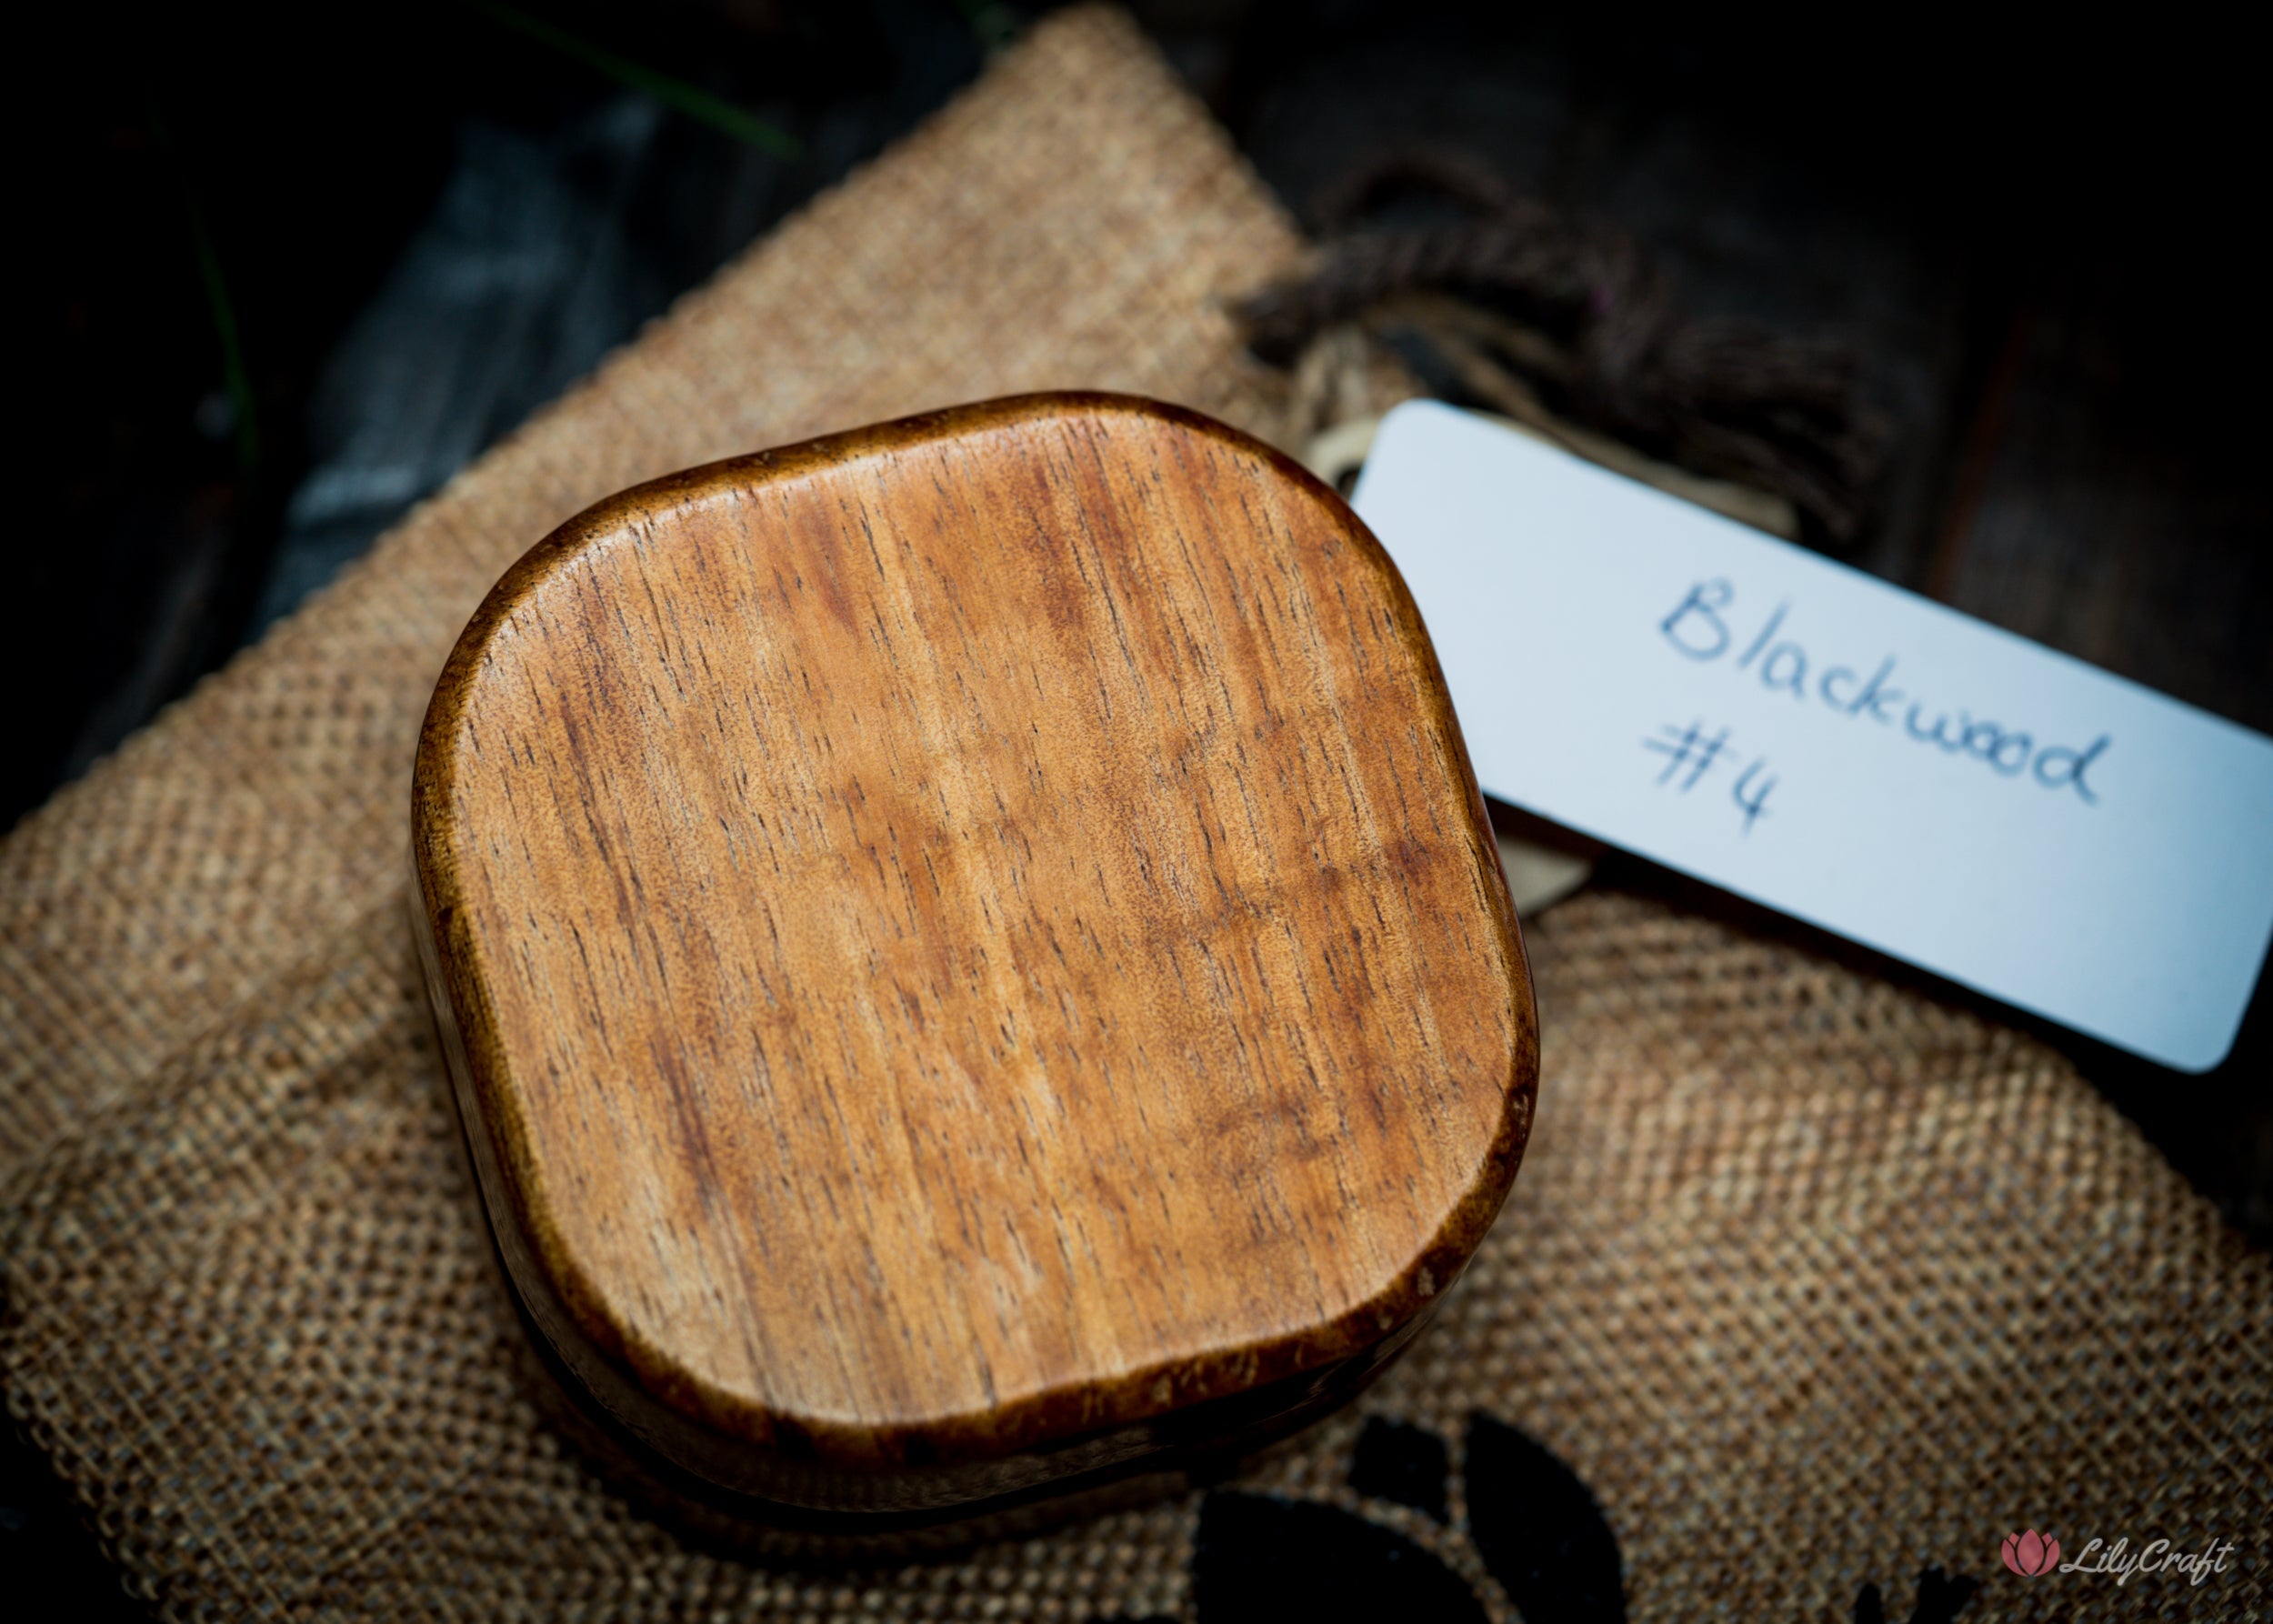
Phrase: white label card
[{"left": 1352, "top": 401, "right": 2273, "bottom": 1072}]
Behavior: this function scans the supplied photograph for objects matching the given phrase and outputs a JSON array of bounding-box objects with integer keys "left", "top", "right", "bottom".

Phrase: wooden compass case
[{"left": 410, "top": 392, "right": 1537, "bottom": 1538}]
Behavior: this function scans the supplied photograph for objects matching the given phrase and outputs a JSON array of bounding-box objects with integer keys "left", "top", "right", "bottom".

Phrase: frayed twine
[{"left": 1237, "top": 148, "right": 1889, "bottom": 546}]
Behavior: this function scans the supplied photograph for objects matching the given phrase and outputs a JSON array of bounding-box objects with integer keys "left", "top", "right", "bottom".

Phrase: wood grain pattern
[{"left": 412, "top": 393, "right": 1536, "bottom": 1519}]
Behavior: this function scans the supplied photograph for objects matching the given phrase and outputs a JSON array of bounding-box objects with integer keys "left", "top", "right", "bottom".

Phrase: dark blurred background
[{"left": 13, "top": 1, "right": 2268, "bottom": 1611}]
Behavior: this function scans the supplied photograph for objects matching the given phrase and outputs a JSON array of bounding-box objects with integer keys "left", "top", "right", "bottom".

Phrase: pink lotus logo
[{"left": 2002, "top": 1529, "right": 2062, "bottom": 1577}]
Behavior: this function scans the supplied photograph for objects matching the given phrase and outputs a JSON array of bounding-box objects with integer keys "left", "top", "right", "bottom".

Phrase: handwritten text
[
  {"left": 1660, "top": 579, "right": 2110, "bottom": 805},
  {"left": 1642, "top": 719, "right": 1777, "bottom": 834}
]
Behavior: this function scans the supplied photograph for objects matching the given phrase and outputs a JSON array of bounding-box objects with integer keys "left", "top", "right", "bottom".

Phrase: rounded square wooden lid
[{"left": 412, "top": 393, "right": 1535, "bottom": 1519}]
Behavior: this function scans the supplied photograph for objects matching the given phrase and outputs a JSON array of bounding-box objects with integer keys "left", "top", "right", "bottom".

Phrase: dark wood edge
[{"left": 409, "top": 390, "right": 1539, "bottom": 1483}]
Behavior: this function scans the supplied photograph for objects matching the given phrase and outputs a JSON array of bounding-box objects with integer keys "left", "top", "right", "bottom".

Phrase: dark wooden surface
[{"left": 414, "top": 394, "right": 1535, "bottom": 1516}]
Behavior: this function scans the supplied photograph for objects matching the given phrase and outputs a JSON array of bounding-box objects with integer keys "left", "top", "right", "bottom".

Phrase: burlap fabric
[{"left": 3, "top": 10, "right": 2266, "bottom": 1619}]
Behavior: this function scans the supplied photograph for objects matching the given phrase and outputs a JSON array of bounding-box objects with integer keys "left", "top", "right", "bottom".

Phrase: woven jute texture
[{"left": 3, "top": 10, "right": 2267, "bottom": 1620}]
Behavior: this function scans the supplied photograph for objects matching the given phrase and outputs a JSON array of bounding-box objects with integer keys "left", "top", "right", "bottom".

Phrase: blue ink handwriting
[
  {"left": 1644, "top": 718, "right": 1777, "bottom": 833},
  {"left": 1659, "top": 579, "right": 2108, "bottom": 804}
]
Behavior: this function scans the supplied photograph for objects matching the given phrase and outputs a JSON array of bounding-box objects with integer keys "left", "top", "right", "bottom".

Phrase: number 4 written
[{"left": 1642, "top": 720, "right": 1777, "bottom": 834}]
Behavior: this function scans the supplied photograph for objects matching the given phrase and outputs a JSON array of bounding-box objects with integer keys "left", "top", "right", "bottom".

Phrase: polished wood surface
[{"left": 413, "top": 393, "right": 1536, "bottom": 1516}]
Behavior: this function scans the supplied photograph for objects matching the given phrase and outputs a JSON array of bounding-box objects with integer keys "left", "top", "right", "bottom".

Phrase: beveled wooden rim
[{"left": 411, "top": 391, "right": 1538, "bottom": 1482}]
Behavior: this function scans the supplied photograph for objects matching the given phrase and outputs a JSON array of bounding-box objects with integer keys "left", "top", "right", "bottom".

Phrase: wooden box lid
[{"left": 411, "top": 393, "right": 1537, "bottom": 1529}]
